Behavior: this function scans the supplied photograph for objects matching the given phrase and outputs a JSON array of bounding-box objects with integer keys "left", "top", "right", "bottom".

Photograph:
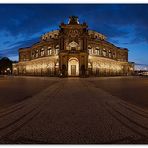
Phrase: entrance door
[
  {"left": 71, "top": 65, "right": 76, "bottom": 76},
  {"left": 68, "top": 58, "right": 79, "bottom": 76}
]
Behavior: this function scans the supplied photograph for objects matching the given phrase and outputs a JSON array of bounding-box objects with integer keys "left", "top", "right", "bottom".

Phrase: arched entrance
[{"left": 68, "top": 58, "right": 79, "bottom": 76}]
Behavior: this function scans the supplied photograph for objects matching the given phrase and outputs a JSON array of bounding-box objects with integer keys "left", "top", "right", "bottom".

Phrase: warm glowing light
[{"left": 68, "top": 58, "right": 79, "bottom": 76}]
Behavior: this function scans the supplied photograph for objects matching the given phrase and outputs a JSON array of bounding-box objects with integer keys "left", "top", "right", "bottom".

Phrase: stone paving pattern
[{"left": 0, "top": 76, "right": 148, "bottom": 144}]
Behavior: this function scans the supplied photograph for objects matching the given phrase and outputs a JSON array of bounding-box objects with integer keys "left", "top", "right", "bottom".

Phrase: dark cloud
[
  {"left": 8, "top": 37, "right": 39, "bottom": 48},
  {"left": 1, "top": 37, "right": 39, "bottom": 58}
]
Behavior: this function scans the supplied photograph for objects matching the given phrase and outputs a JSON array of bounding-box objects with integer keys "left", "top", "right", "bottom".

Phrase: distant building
[
  {"left": 134, "top": 64, "right": 148, "bottom": 76},
  {"left": 13, "top": 16, "right": 134, "bottom": 77}
]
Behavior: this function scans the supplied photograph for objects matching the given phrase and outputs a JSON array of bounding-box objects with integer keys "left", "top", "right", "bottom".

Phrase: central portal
[{"left": 68, "top": 58, "right": 79, "bottom": 76}]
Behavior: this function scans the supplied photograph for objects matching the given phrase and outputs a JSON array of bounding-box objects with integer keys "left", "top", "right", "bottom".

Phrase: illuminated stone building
[{"left": 13, "top": 16, "right": 134, "bottom": 77}]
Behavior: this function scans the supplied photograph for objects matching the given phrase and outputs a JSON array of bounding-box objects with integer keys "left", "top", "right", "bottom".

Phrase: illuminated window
[
  {"left": 102, "top": 48, "right": 107, "bottom": 56},
  {"left": 55, "top": 45, "right": 59, "bottom": 54},
  {"left": 109, "top": 50, "right": 112, "bottom": 58},
  {"left": 88, "top": 46, "right": 92, "bottom": 54},
  {"left": 96, "top": 47, "right": 100, "bottom": 55},
  {"left": 36, "top": 49, "right": 39, "bottom": 57},
  {"left": 69, "top": 41, "right": 78, "bottom": 50},
  {"left": 47, "top": 47, "right": 52, "bottom": 55},
  {"left": 40, "top": 48, "right": 45, "bottom": 56},
  {"left": 89, "top": 49, "right": 92, "bottom": 55}
]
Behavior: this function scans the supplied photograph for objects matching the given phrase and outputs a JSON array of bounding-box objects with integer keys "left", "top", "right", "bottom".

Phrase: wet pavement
[{"left": 0, "top": 76, "right": 148, "bottom": 144}]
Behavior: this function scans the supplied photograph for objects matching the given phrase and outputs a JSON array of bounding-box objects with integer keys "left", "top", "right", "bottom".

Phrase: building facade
[{"left": 13, "top": 16, "right": 134, "bottom": 77}]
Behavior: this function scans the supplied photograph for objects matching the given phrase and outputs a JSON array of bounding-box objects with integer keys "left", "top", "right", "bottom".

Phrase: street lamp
[{"left": 6, "top": 67, "right": 11, "bottom": 75}]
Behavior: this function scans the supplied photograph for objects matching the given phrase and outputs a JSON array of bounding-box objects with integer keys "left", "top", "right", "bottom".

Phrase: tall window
[
  {"left": 55, "top": 45, "right": 59, "bottom": 55},
  {"left": 40, "top": 48, "right": 45, "bottom": 56},
  {"left": 36, "top": 49, "right": 39, "bottom": 58},
  {"left": 47, "top": 47, "right": 52, "bottom": 55},
  {"left": 102, "top": 48, "right": 107, "bottom": 56},
  {"left": 96, "top": 47, "right": 100, "bottom": 55},
  {"left": 89, "top": 49, "right": 92, "bottom": 55},
  {"left": 108, "top": 50, "right": 112, "bottom": 58},
  {"left": 88, "top": 46, "right": 92, "bottom": 55}
]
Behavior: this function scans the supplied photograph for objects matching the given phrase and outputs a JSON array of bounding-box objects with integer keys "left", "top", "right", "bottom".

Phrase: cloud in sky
[{"left": 0, "top": 4, "right": 148, "bottom": 64}]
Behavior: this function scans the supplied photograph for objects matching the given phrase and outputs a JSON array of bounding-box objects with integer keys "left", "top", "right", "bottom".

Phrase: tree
[{"left": 0, "top": 57, "right": 13, "bottom": 75}]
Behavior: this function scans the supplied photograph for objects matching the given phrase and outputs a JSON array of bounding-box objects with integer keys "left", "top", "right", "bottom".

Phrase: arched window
[
  {"left": 36, "top": 49, "right": 39, "bottom": 58},
  {"left": 88, "top": 45, "right": 92, "bottom": 54},
  {"left": 40, "top": 48, "right": 45, "bottom": 56},
  {"left": 47, "top": 47, "right": 52, "bottom": 55},
  {"left": 95, "top": 47, "right": 100, "bottom": 55},
  {"left": 108, "top": 50, "right": 112, "bottom": 58},
  {"left": 55, "top": 45, "right": 59, "bottom": 55},
  {"left": 69, "top": 41, "right": 78, "bottom": 51},
  {"left": 102, "top": 48, "right": 107, "bottom": 56}
]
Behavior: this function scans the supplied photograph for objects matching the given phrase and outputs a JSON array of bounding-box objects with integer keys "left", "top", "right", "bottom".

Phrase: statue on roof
[{"left": 68, "top": 16, "right": 79, "bottom": 24}]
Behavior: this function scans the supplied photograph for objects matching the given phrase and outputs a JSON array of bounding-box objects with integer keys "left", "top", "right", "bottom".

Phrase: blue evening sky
[{"left": 0, "top": 4, "right": 148, "bottom": 64}]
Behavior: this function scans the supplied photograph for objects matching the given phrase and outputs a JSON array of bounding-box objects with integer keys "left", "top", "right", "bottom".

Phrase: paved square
[{"left": 0, "top": 76, "right": 148, "bottom": 144}]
